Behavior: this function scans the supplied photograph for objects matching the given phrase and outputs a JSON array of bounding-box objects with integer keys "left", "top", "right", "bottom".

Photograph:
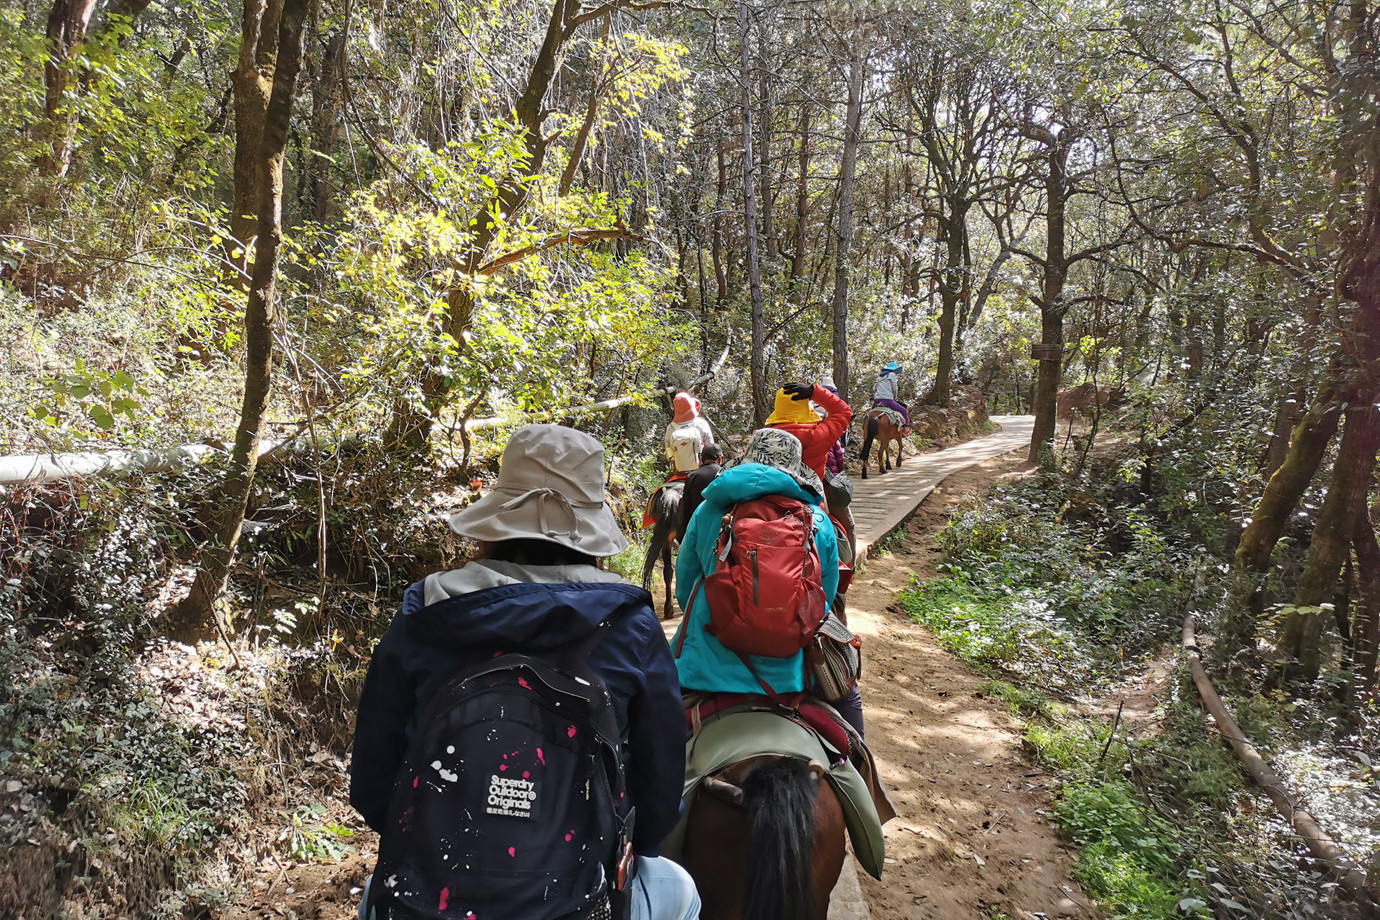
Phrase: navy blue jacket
[{"left": 349, "top": 575, "right": 686, "bottom": 856}]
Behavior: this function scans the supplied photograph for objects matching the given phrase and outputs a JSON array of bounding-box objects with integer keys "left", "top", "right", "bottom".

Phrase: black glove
[{"left": 782, "top": 382, "right": 815, "bottom": 401}]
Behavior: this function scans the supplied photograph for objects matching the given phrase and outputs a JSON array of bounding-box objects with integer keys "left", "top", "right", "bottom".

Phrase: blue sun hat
[{"left": 882, "top": 362, "right": 901, "bottom": 374}]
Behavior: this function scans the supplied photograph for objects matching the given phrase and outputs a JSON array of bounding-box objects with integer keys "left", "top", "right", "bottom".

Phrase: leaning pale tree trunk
[
  {"left": 740, "top": 0, "right": 768, "bottom": 427},
  {"left": 173, "top": 0, "right": 308, "bottom": 633},
  {"left": 829, "top": 32, "right": 865, "bottom": 403}
]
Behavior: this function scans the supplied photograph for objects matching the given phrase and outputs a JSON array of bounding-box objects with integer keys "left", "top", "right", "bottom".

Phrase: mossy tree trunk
[
  {"left": 1276, "top": 402, "right": 1380, "bottom": 680},
  {"left": 1220, "top": 397, "right": 1342, "bottom": 655},
  {"left": 173, "top": 0, "right": 308, "bottom": 633},
  {"left": 227, "top": 0, "right": 287, "bottom": 286}
]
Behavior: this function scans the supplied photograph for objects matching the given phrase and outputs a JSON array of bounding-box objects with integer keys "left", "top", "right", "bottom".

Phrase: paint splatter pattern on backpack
[{"left": 369, "top": 629, "right": 631, "bottom": 920}]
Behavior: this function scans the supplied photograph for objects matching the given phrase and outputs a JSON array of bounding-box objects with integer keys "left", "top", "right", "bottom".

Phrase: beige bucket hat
[{"left": 448, "top": 424, "right": 629, "bottom": 557}]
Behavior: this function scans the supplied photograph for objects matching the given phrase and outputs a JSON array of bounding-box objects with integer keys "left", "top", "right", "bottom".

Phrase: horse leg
[
  {"left": 661, "top": 536, "right": 676, "bottom": 619},
  {"left": 859, "top": 417, "right": 876, "bottom": 481},
  {"left": 641, "top": 524, "right": 663, "bottom": 593}
]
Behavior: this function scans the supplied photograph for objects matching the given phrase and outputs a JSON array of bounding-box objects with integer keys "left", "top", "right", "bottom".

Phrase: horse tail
[
  {"left": 641, "top": 487, "right": 681, "bottom": 590},
  {"left": 861, "top": 414, "right": 878, "bottom": 466},
  {"left": 741, "top": 757, "right": 818, "bottom": 920}
]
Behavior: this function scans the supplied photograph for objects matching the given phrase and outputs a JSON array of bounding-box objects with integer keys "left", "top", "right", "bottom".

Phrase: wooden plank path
[{"left": 850, "top": 414, "right": 1035, "bottom": 565}]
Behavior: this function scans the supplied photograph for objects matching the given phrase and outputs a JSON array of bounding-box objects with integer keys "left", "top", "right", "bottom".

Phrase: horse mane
[{"left": 740, "top": 757, "right": 818, "bottom": 920}]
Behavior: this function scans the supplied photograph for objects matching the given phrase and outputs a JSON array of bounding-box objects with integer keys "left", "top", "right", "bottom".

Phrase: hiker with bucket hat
[{"left": 350, "top": 424, "right": 699, "bottom": 920}]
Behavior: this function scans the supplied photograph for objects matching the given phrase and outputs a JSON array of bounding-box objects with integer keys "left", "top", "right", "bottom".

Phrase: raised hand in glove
[{"left": 782, "top": 381, "right": 815, "bottom": 401}]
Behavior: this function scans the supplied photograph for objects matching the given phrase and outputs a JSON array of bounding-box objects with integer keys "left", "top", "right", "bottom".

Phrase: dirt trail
[
  {"left": 844, "top": 451, "right": 1089, "bottom": 920},
  {"left": 222, "top": 451, "right": 1090, "bottom": 920}
]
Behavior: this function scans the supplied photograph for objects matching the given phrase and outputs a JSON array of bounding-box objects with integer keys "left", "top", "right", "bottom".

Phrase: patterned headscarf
[{"left": 722, "top": 428, "right": 823, "bottom": 497}]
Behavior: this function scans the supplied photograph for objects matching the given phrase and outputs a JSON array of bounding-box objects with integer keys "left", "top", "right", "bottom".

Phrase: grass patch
[{"left": 983, "top": 679, "right": 1062, "bottom": 721}]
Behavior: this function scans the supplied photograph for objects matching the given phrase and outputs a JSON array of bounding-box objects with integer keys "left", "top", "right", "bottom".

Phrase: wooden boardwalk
[{"left": 850, "top": 415, "right": 1034, "bottom": 564}]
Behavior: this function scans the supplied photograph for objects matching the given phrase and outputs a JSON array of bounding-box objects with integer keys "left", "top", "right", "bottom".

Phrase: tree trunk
[
  {"left": 229, "top": 0, "right": 286, "bottom": 283},
  {"left": 713, "top": 140, "right": 729, "bottom": 305},
  {"left": 1278, "top": 402, "right": 1380, "bottom": 680},
  {"left": 790, "top": 103, "right": 810, "bottom": 291},
  {"left": 757, "top": 26, "right": 777, "bottom": 262},
  {"left": 174, "top": 0, "right": 308, "bottom": 633},
  {"left": 1221, "top": 397, "right": 1343, "bottom": 653},
  {"left": 933, "top": 195, "right": 967, "bottom": 408},
  {"left": 830, "top": 37, "right": 864, "bottom": 403},
  {"left": 740, "top": 0, "right": 767, "bottom": 426},
  {"left": 38, "top": 0, "right": 99, "bottom": 177},
  {"left": 558, "top": 16, "right": 611, "bottom": 197},
  {"left": 308, "top": 26, "right": 345, "bottom": 222},
  {"left": 1353, "top": 499, "right": 1380, "bottom": 698},
  {"left": 1028, "top": 134, "right": 1070, "bottom": 464}
]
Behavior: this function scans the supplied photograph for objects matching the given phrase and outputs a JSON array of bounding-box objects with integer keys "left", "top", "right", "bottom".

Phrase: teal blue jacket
[{"left": 670, "top": 464, "right": 840, "bottom": 694}]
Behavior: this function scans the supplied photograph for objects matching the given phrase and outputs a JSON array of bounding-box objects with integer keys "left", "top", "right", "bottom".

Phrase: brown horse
[
  {"left": 640, "top": 482, "right": 682, "bottom": 619},
  {"left": 682, "top": 754, "right": 847, "bottom": 920},
  {"left": 859, "top": 408, "right": 904, "bottom": 479}
]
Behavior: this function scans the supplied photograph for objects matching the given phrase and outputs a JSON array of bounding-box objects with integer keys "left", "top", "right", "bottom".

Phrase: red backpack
[{"left": 699, "top": 495, "right": 828, "bottom": 658}]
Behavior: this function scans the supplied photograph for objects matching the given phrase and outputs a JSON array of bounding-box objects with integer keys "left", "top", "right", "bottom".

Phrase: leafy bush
[{"left": 906, "top": 470, "right": 1201, "bottom": 689}]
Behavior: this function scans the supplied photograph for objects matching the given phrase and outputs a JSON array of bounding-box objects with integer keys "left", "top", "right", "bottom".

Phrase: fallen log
[
  {"left": 1182, "top": 615, "right": 1374, "bottom": 902},
  {"left": 0, "top": 441, "right": 283, "bottom": 487},
  {"left": 1, "top": 345, "right": 733, "bottom": 485}
]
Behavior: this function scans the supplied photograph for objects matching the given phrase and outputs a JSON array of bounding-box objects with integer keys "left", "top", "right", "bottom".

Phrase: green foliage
[
  {"left": 983, "top": 679, "right": 1062, "bottom": 721},
  {"left": 34, "top": 358, "right": 147, "bottom": 431},
  {"left": 281, "top": 803, "right": 354, "bottom": 864},
  {"left": 898, "top": 574, "right": 1097, "bottom": 691},
  {"left": 908, "top": 468, "right": 1201, "bottom": 686},
  {"left": 1072, "top": 839, "right": 1197, "bottom": 920}
]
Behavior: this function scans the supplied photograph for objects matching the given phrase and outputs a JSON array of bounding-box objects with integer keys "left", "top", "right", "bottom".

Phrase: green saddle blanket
[{"left": 660, "top": 710, "right": 888, "bottom": 879}]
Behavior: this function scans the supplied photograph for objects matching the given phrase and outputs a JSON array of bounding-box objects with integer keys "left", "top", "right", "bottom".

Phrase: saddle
[
  {"left": 664, "top": 693, "right": 897, "bottom": 879},
  {"left": 866, "top": 406, "right": 905, "bottom": 429},
  {"left": 642, "top": 473, "right": 687, "bottom": 529}
]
